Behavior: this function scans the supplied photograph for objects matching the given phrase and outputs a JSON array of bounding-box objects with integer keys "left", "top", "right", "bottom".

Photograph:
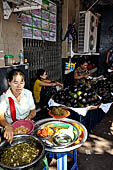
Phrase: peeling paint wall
[{"left": 0, "top": 0, "right": 23, "bottom": 67}]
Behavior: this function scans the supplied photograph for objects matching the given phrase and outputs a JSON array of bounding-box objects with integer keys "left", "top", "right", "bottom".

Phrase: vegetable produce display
[
  {"left": 93, "top": 79, "right": 113, "bottom": 103},
  {"left": 1, "top": 143, "right": 39, "bottom": 167},
  {"left": 53, "top": 78, "right": 113, "bottom": 108}
]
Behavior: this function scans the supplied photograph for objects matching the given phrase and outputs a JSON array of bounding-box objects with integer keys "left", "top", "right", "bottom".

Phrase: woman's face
[
  {"left": 81, "top": 62, "right": 88, "bottom": 70},
  {"left": 8, "top": 74, "right": 25, "bottom": 96},
  {"left": 40, "top": 71, "right": 47, "bottom": 80}
]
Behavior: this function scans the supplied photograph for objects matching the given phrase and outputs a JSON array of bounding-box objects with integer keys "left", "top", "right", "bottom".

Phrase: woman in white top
[{"left": 0, "top": 69, "right": 36, "bottom": 143}]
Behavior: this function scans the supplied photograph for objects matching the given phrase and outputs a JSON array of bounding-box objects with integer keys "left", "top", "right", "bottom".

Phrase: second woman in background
[
  {"left": 33, "top": 69, "right": 62, "bottom": 108},
  {"left": 74, "top": 57, "right": 89, "bottom": 84}
]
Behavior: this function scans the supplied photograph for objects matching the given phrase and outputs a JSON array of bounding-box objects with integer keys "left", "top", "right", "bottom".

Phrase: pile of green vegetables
[
  {"left": 1, "top": 142, "right": 40, "bottom": 167},
  {"left": 51, "top": 106, "right": 68, "bottom": 116}
]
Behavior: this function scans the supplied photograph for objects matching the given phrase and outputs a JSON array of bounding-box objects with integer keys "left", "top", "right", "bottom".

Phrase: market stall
[
  {"left": 48, "top": 76, "right": 113, "bottom": 132},
  {"left": 0, "top": 118, "right": 87, "bottom": 170}
]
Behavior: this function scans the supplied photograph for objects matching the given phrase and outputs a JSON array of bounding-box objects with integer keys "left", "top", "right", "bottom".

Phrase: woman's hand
[
  {"left": 51, "top": 82, "right": 63, "bottom": 88},
  {"left": 4, "top": 124, "right": 14, "bottom": 143},
  {"left": 56, "top": 82, "right": 63, "bottom": 88},
  {"left": 83, "top": 73, "right": 89, "bottom": 78}
]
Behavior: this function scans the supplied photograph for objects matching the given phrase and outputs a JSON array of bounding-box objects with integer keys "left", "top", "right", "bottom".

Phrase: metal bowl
[
  {"left": 36, "top": 120, "right": 79, "bottom": 149},
  {"left": 0, "top": 135, "right": 45, "bottom": 170},
  {"left": 53, "top": 134, "right": 73, "bottom": 146},
  {"left": 34, "top": 127, "right": 55, "bottom": 140}
]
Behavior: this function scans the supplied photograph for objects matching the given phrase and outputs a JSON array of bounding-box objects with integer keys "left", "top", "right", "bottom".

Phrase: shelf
[{"left": 73, "top": 53, "right": 100, "bottom": 56}]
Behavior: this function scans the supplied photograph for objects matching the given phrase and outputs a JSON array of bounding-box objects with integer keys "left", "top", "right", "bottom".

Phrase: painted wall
[{"left": 0, "top": 0, "right": 23, "bottom": 67}]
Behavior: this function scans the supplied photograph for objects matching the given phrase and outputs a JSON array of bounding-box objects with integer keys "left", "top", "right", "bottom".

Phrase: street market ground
[{"left": 49, "top": 106, "right": 113, "bottom": 170}]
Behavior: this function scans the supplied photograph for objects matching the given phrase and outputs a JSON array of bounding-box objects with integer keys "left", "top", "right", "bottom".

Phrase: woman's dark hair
[
  {"left": 36, "top": 69, "right": 45, "bottom": 80},
  {"left": 7, "top": 69, "right": 25, "bottom": 82},
  {"left": 78, "top": 57, "right": 88, "bottom": 66}
]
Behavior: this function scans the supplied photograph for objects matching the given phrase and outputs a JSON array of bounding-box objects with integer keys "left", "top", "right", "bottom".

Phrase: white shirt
[{"left": 0, "top": 88, "right": 35, "bottom": 124}]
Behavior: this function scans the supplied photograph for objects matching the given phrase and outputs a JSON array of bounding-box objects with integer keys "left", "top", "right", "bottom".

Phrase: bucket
[{"left": 4, "top": 55, "right": 14, "bottom": 66}]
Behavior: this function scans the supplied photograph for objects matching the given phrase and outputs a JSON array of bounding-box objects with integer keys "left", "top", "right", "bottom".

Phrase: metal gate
[{"left": 23, "top": 1, "right": 62, "bottom": 83}]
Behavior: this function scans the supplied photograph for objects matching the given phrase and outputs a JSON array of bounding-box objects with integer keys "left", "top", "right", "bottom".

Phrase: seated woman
[
  {"left": 33, "top": 69, "right": 62, "bottom": 108},
  {"left": 0, "top": 69, "right": 36, "bottom": 143},
  {"left": 74, "top": 57, "right": 89, "bottom": 84}
]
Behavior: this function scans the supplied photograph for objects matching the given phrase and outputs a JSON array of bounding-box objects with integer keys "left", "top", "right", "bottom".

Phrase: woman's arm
[
  {"left": 25, "top": 109, "right": 36, "bottom": 120},
  {"left": 44, "top": 80, "right": 51, "bottom": 83},
  {"left": 39, "top": 80, "right": 63, "bottom": 88},
  {"left": 0, "top": 110, "right": 13, "bottom": 143},
  {"left": 39, "top": 80, "right": 58, "bottom": 87}
]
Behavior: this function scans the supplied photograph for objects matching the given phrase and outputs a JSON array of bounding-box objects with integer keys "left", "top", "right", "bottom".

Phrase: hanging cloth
[{"left": 63, "top": 24, "right": 78, "bottom": 41}]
